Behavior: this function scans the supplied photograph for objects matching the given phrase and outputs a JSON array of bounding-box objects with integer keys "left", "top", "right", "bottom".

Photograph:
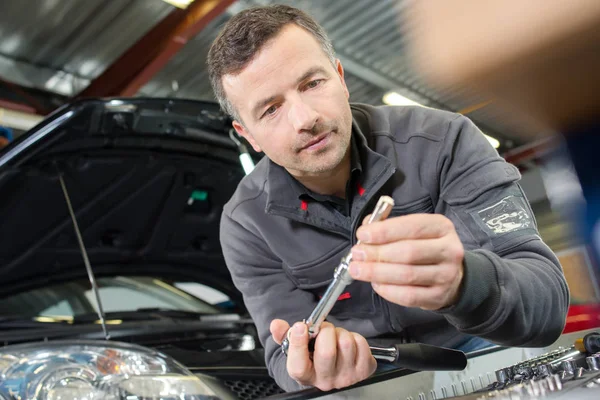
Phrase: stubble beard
[{"left": 293, "top": 130, "right": 350, "bottom": 174}]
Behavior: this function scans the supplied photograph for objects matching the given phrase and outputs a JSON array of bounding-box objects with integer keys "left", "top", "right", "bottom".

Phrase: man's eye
[
  {"left": 263, "top": 105, "right": 278, "bottom": 117},
  {"left": 306, "top": 79, "right": 322, "bottom": 89}
]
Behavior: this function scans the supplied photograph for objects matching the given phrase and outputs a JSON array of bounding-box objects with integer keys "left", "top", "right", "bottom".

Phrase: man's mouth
[{"left": 301, "top": 132, "right": 330, "bottom": 151}]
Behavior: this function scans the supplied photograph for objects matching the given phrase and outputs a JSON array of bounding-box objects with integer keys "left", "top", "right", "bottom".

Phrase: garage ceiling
[{"left": 0, "top": 0, "right": 545, "bottom": 151}]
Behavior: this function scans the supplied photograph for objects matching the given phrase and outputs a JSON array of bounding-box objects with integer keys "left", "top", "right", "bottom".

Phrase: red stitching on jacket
[
  {"left": 319, "top": 292, "right": 351, "bottom": 301},
  {"left": 300, "top": 200, "right": 308, "bottom": 211},
  {"left": 357, "top": 183, "right": 365, "bottom": 196}
]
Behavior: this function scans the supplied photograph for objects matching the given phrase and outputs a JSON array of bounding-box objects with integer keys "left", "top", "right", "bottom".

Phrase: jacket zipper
[
  {"left": 349, "top": 167, "right": 396, "bottom": 244},
  {"left": 350, "top": 168, "right": 397, "bottom": 333}
]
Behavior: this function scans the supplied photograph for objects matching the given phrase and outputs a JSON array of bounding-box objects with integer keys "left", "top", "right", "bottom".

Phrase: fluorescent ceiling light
[
  {"left": 484, "top": 134, "right": 500, "bottom": 149},
  {"left": 382, "top": 91, "right": 422, "bottom": 107},
  {"left": 239, "top": 153, "right": 256, "bottom": 175},
  {"left": 162, "top": 0, "right": 194, "bottom": 9},
  {"left": 382, "top": 91, "right": 500, "bottom": 149}
]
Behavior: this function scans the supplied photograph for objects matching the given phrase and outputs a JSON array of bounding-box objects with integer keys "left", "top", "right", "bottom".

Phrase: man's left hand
[{"left": 349, "top": 214, "right": 465, "bottom": 310}]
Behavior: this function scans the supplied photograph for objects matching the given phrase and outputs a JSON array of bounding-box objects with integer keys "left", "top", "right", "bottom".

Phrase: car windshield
[{"left": 0, "top": 276, "right": 226, "bottom": 320}]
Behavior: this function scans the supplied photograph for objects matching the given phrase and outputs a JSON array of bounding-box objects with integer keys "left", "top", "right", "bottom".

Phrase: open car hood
[{"left": 0, "top": 98, "right": 248, "bottom": 304}]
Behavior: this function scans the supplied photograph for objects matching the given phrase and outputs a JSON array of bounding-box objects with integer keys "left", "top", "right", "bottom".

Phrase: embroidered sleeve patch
[{"left": 477, "top": 195, "right": 532, "bottom": 235}]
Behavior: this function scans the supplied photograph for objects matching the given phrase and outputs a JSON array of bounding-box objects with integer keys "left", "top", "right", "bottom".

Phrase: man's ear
[
  {"left": 335, "top": 59, "right": 350, "bottom": 99},
  {"left": 232, "top": 120, "right": 262, "bottom": 153}
]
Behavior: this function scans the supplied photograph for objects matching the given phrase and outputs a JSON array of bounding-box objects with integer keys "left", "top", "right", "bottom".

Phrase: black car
[
  {"left": 0, "top": 98, "right": 285, "bottom": 399},
  {"left": 0, "top": 98, "right": 506, "bottom": 400}
]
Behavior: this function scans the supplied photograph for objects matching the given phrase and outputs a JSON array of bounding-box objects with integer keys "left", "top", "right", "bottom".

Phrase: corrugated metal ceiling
[
  {"left": 0, "top": 0, "right": 543, "bottom": 147},
  {"left": 0, "top": 0, "right": 172, "bottom": 94}
]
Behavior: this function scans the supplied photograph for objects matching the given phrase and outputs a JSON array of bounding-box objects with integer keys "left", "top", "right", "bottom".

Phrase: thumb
[
  {"left": 361, "top": 213, "right": 372, "bottom": 226},
  {"left": 287, "top": 322, "right": 310, "bottom": 357},
  {"left": 270, "top": 319, "right": 290, "bottom": 345}
]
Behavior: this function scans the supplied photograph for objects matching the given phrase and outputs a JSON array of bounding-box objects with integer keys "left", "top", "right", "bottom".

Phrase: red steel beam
[
  {"left": 502, "top": 137, "right": 559, "bottom": 166},
  {"left": 0, "top": 78, "right": 49, "bottom": 115},
  {"left": 457, "top": 100, "right": 493, "bottom": 115},
  {"left": 0, "top": 99, "right": 38, "bottom": 114},
  {"left": 78, "top": 0, "right": 236, "bottom": 98}
]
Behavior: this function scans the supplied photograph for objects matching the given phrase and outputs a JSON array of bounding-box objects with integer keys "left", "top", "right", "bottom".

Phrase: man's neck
[{"left": 290, "top": 151, "right": 351, "bottom": 199}]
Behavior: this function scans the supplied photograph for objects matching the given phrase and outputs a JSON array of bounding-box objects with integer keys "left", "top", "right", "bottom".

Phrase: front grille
[{"left": 223, "top": 379, "right": 285, "bottom": 400}]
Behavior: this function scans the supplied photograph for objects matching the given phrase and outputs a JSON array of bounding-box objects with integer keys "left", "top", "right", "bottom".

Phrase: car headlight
[{"left": 0, "top": 340, "right": 220, "bottom": 399}]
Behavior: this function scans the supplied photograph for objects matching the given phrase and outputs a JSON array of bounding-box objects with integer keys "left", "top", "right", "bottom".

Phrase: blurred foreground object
[
  {"left": 406, "top": 0, "right": 600, "bottom": 132},
  {"left": 0, "top": 126, "right": 12, "bottom": 149}
]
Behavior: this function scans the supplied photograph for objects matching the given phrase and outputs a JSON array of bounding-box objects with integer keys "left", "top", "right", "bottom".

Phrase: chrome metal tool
[{"left": 281, "top": 195, "right": 394, "bottom": 355}]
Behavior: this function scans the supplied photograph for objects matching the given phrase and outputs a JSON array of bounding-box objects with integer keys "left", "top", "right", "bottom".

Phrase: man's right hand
[{"left": 270, "top": 319, "right": 377, "bottom": 391}]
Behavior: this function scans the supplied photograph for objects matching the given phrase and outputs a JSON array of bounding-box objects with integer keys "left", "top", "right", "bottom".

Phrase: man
[{"left": 208, "top": 4, "right": 569, "bottom": 392}]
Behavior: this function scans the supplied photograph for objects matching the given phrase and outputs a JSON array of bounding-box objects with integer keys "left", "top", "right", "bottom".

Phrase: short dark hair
[{"left": 207, "top": 4, "right": 336, "bottom": 121}]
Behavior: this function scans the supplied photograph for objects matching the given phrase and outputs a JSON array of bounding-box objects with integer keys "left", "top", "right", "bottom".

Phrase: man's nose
[{"left": 288, "top": 98, "right": 319, "bottom": 133}]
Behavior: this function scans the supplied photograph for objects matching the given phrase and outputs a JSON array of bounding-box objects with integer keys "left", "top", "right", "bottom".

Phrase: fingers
[
  {"left": 357, "top": 214, "right": 454, "bottom": 244},
  {"left": 282, "top": 321, "right": 375, "bottom": 391},
  {"left": 361, "top": 199, "right": 393, "bottom": 226},
  {"left": 361, "top": 213, "right": 372, "bottom": 226},
  {"left": 352, "top": 238, "right": 454, "bottom": 265},
  {"left": 312, "top": 325, "right": 372, "bottom": 391},
  {"left": 335, "top": 328, "right": 357, "bottom": 372},
  {"left": 314, "top": 322, "right": 338, "bottom": 382},
  {"left": 371, "top": 283, "right": 451, "bottom": 310},
  {"left": 349, "top": 261, "right": 446, "bottom": 286},
  {"left": 270, "top": 319, "right": 290, "bottom": 345},
  {"left": 352, "top": 333, "right": 377, "bottom": 378},
  {"left": 286, "top": 322, "right": 314, "bottom": 384},
  {"left": 350, "top": 213, "right": 465, "bottom": 310}
]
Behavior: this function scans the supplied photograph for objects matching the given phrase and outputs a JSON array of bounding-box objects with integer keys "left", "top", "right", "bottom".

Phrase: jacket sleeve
[
  {"left": 220, "top": 210, "right": 315, "bottom": 392},
  {"left": 434, "top": 114, "right": 570, "bottom": 347}
]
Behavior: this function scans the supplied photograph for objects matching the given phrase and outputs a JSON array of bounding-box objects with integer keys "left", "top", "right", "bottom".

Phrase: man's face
[{"left": 222, "top": 24, "right": 353, "bottom": 178}]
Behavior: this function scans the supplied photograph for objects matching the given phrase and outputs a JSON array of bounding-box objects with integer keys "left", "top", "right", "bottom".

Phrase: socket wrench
[{"left": 281, "top": 195, "right": 395, "bottom": 355}]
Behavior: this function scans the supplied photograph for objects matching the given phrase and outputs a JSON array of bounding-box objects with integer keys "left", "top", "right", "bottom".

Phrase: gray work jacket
[{"left": 220, "top": 104, "right": 569, "bottom": 391}]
